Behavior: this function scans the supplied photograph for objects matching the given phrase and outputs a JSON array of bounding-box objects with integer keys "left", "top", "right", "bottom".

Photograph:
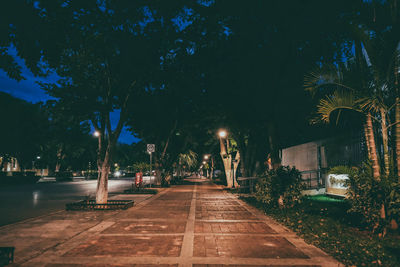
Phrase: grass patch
[
  {"left": 241, "top": 195, "right": 400, "bottom": 266},
  {"left": 306, "top": 194, "right": 345, "bottom": 203}
]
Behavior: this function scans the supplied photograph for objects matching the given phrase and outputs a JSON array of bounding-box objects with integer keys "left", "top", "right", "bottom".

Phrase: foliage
[
  {"left": 346, "top": 163, "right": 400, "bottom": 233},
  {"left": 328, "top": 165, "right": 357, "bottom": 175},
  {"left": 388, "top": 182, "right": 400, "bottom": 223},
  {"left": 0, "top": 92, "right": 47, "bottom": 169},
  {"left": 242, "top": 195, "right": 400, "bottom": 267},
  {"left": 178, "top": 150, "right": 198, "bottom": 172},
  {"left": 131, "top": 162, "right": 150, "bottom": 173},
  {"left": 255, "top": 166, "right": 305, "bottom": 208}
]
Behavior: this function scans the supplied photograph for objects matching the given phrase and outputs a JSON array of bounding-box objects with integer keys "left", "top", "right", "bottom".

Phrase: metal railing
[
  {"left": 237, "top": 169, "right": 326, "bottom": 193},
  {"left": 300, "top": 169, "right": 326, "bottom": 190},
  {"left": 237, "top": 177, "right": 261, "bottom": 193}
]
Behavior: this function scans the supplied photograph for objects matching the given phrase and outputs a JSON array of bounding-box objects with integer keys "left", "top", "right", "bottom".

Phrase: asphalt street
[{"left": 0, "top": 178, "right": 134, "bottom": 226}]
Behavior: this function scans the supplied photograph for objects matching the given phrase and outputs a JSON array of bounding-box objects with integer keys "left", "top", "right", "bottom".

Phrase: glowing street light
[
  {"left": 204, "top": 155, "right": 209, "bottom": 160},
  {"left": 202, "top": 161, "right": 206, "bottom": 165},
  {"left": 218, "top": 130, "right": 227, "bottom": 138},
  {"left": 93, "top": 131, "right": 100, "bottom": 137}
]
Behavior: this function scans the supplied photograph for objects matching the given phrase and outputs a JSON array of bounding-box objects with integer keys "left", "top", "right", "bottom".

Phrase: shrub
[
  {"left": 328, "top": 165, "right": 357, "bottom": 175},
  {"left": 346, "top": 163, "right": 400, "bottom": 233},
  {"left": 255, "top": 166, "right": 305, "bottom": 208}
]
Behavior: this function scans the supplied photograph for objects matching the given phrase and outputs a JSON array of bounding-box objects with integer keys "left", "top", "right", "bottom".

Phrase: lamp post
[{"left": 203, "top": 155, "right": 211, "bottom": 178}]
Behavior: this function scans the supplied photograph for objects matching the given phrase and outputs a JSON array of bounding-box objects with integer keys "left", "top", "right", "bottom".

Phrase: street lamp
[
  {"left": 93, "top": 131, "right": 100, "bottom": 137},
  {"left": 218, "top": 130, "right": 227, "bottom": 138},
  {"left": 204, "top": 155, "right": 209, "bottom": 160}
]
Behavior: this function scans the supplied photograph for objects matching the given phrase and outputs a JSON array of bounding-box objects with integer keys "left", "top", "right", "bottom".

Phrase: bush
[
  {"left": 346, "top": 163, "right": 400, "bottom": 233},
  {"left": 328, "top": 165, "right": 357, "bottom": 175},
  {"left": 255, "top": 166, "right": 305, "bottom": 208}
]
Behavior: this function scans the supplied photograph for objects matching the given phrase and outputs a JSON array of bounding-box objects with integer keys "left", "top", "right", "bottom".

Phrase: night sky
[{"left": 0, "top": 50, "right": 139, "bottom": 144}]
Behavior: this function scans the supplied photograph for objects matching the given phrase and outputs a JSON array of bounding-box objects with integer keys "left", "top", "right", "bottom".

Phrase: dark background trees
[{"left": 2, "top": 0, "right": 397, "bottom": 192}]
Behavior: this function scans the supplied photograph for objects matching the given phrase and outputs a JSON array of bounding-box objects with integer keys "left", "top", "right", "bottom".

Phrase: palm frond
[
  {"left": 357, "top": 96, "right": 384, "bottom": 113},
  {"left": 304, "top": 65, "right": 357, "bottom": 95},
  {"left": 304, "top": 65, "right": 340, "bottom": 94},
  {"left": 316, "top": 90, "right": 361, "bottom": 123}
]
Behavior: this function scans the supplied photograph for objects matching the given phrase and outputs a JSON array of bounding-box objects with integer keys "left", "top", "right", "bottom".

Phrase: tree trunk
[
  {"left": 380, "top": 108, "right": 390, "bottom": 177},
  {"left": 55, "top": 146, "right": 63, "bottom": 172},
  {"left": 396, "top": 97, "right": 400, "bottom": 180},
  {"left": 268, "top": 124, "right": 281, "bottom": 168},
  {"left": 232, "top": 151, "right": 240, "bottom": 187},
  {"left": 238, "top": 146, "right": 247, "bottom": 177},
  {"left": 96, "top": 162, "right": 110, "bottom": 204},
  {"left": 55, "top": 162, "right": 61, "bottom": 173},
  {"left": 364, "top": 122, "right": 371, "bottom": 158},
  {"left": 210, "top": 157, "right": 214, "bottom": 179},
  {"left": 219, "top": 137, "right": 233, "bottom": 187},
  {"left": 96, "top": 147, "right": 111, "bottom": 204},
  {"left": 366, "top": 113, "right": 381, "bottom": 180}
]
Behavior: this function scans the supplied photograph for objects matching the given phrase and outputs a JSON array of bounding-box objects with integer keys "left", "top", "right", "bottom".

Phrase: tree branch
[
  {"left": 112, "top": 91, "right": 131, "bottom": 144},
  {"left": 388, "top": 120, "right": 400, "bottom": 129}
]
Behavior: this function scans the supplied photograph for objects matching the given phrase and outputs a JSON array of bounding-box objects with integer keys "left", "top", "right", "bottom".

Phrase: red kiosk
[{"left": 135, "top": 172, "right": 143, "bottom": 188}]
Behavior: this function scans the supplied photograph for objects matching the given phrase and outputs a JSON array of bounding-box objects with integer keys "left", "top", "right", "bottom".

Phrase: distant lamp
[
  {"left": 36, "top": 156, "right": 41, "bottom": 159},
  {"left": 114, "top": 171, "right": 121, "bottom": 177},
  {"left": 204, "top": 155, "right": 209, "bottom": 160},
  {"left": 93, "top": 131, "right": 100, "bottom": 137},
  {"left": 202, "top": 161, "right": 206, "bottom": 165},
  {"left": 218, "top": 130, "right": 227, "bottom": 138}
]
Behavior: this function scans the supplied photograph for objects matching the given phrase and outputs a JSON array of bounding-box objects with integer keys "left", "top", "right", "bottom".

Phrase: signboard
[{"left": 147, "top": 144, "right": 155, "bottom": 153}]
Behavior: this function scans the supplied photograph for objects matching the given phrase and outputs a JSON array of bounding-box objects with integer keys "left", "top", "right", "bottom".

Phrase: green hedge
[{"left": 255, "top": 166, "right": 305, "bottom": 208}]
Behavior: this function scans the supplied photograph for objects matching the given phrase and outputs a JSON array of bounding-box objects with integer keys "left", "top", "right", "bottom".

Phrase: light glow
[{"left": 218, "top": 130, "right": 227, "bottom": 138}]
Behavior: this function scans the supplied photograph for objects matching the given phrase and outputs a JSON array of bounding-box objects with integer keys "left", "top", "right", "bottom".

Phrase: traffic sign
[{"left": 147, "top": 144, "right": 155, "bottom": 153}]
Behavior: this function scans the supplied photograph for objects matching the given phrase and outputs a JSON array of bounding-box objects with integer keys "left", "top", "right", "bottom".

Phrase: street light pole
[{"left": 149, "top": 152, "right": 152, "bottom": 187}]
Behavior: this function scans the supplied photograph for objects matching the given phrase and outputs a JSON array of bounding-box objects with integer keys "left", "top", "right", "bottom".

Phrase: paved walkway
[{"left": 0, "top": 178, "right": 342, "bottom": 267}]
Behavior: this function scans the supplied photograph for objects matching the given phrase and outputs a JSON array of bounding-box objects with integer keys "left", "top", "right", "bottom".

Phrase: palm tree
[
  {"left": 306, "top": 29, "right": 400, "bottom": 178},
  {"left": 312, "top": 90, "right": 381, "bottom": 178},
  {"left": 177, "top": 150, "right": 198, "bottom": 177}
]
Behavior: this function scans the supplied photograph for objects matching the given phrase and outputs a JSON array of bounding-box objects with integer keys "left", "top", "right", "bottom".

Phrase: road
[{"left": 0, "top": 177, "right": 134, "bottom": 226}]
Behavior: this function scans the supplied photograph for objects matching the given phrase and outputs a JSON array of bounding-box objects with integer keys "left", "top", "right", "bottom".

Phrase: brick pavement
[{"left": 0, "top": 178, "right": 343, "bottom": 267}]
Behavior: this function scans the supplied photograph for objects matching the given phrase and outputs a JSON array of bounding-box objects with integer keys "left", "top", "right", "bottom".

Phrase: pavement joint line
[
  {"left": 97, "top": 232, "right": 298, "bottom": 237},
  {"left": 118, "top": 218, "right": 189, "bottom": 222},
  {"left": 189, "top": 256, "right": 341, "bottom": 266},
  {"left": 195, "top": 219, "right": 264, "bottom": 222},
  {"left": 100, "top": 233, "right": 185, "bottom": 236},
  {"left": 25, "top": 256, "right": 341, "bottom": 266},
  {"left": 193, "top": 233, "right": 298, "bottom": 237},
  {"left": 25, "top": 256, "right": 182, "bottom": 265},
  {"left": 178, "top": 183, "right": 197, "bottom": 267}
]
